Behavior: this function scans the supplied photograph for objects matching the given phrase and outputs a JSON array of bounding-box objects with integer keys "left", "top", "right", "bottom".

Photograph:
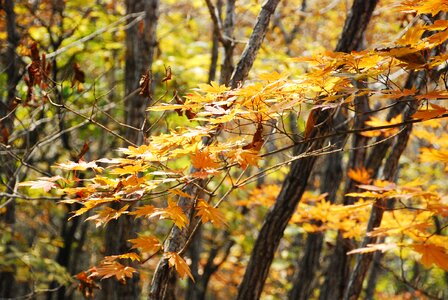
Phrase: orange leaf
[
  {"left": 191, "top": 146, "right": 219, "bottom": 170},
  {"left": 128, "top": 235, "right": 161, "bottom": 253},
  {"left": 164, "top": 252, "right": 194, "bottom": 281},
  {"left": 129, "top": 205, "right": 156, "bottom": 218},
  {"left": 195, "top": 199, "right": 227, "bottom": 228},
  {"left": 412, "top": 103, "right": 447, "bottom": 121},
  {"left": 412, "top": 244, "right": 448, "bottom": 270},
  {"left": 91, "top": 261, "right": 137, "bottom": 282},
  {"left": 150, "top": 200, "right": 189, "bottom": 229},
  {"left": 347, "top": 167, "right": 372, "bottom": 184}
]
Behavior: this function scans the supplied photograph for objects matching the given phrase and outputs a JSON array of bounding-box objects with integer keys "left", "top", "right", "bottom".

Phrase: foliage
[{"left": 2, "top": 0, "right": 448, "bottom": 299}]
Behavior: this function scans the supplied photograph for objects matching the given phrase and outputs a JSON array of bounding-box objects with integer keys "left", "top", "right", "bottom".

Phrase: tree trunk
[
  {"left": 237, "top": 1, "right": 378, "bottom": 299},
  {"left": 343, "top": 72, "right": 425, "bottom": 300},
  {"left": 0, "top": 0, "right": 20, "bottom": 297},
  {"left": 149, "top": 1, "right": 280, "bottom": 298},
  {"left": 101, "top": 1, "right": 159, "bottom": 299}
]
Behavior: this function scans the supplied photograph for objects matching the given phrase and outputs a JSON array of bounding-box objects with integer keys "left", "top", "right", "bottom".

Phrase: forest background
[{"left": 1, "top": 0, "right": 448, "bottom": 299}]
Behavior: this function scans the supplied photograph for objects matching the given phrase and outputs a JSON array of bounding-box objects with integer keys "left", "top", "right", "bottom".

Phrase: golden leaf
[
  {"left": 164, "top": 252, "right": 194, "bottom": 281},
  {"left": 128, "top": 235, "right": 161, "bottom": 253}
]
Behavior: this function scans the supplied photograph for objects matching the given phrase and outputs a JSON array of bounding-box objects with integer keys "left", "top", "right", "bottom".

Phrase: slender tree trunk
[
  {"left": 101, "top": 1, "right": 159, "bottom": 299},
  {"left": 149, "top": 1, "right": 280, "bottom": 298},
  {"left": 343, "top": 72, "right": 425, "bottom": 300},
  {"left": 0, "top": 0, "right": 20, "bottom": 297},
  {"left": 236, "top": 1, "right": 378, "bottom": 299},
  {"left": 288, "top": 110, "right": 347, "bottom": 300},
  {"left": 124, "top": 0, "right": 158, "bottom": 144}
]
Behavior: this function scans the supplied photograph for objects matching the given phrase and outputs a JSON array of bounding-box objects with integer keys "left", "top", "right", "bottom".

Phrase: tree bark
[
  {"left": 236, "top": 1, "right": 378, "bottom": 299},
  {"left": 149, "top": 1, "right": 280, "bottom": 298},
  {"left": 124, "top": 0, "right": 159, "bottom": 144},
  {"left": 343, "top": 72, "right": 425, "bottom": 300},
  {"left": 101, "top": 1, "right": 159, "bottom": 299},
  {"left": 0, "top": 0, "right": 20, "bottom": 297}
]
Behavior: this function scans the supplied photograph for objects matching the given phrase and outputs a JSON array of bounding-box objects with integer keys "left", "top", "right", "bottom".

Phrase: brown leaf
[
  {"left": 139, "top": 71, "right": 152, "bottom": 97},
  {"left": 162, "top": 66, "right": 172, "bottom": 82}
]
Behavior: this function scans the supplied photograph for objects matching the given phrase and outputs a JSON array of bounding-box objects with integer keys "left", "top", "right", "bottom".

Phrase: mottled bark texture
[
  {"left": 149, "top": 1, "right": 280, "bottom": 298},
  {"left": 101, "top": 1, "right": 159, "bottom": 299},
  {"left": 236, "top": 1, "right": 378, "bottom": 299},
  {"left": 0, "top": 0, "right": 20, "bottom": 297},
  {"left": 343, "top": 71, "right": 425, "bottom": 300},
  {"left": 124, "top": 0, "right": 159, "bottom": 145}
]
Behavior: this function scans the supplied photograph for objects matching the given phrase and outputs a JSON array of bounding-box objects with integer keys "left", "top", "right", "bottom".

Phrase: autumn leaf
[
  {"left": 129, "top": 204, "right": 156, "bottom": 218},
  {"left": 55, "top": 160, "right": 101, "bottom": 171},
  {"left": 195, "top": 199, "right": 227, "bottom": 228},
  {"left": 19, "top": 175, "right": 64, "bottom": 192},
  {"left": 347, "top": 167, "right": 372, "bottom": 184},
  {"left": 164, "top": 252, "right": 194, "bottom": 281},
  {"left": 128, "top": 235, "right": 161, "bottom": 254},
  {"left": 412, "top": 244, "right": 448, "bottom": 270},
  {"left": 347, "top": 243, "right": 398, "bottom": 255},
  {"left": 150, "top": 200, "right": 189, "bottom": 229},
  {"left": 362, "top": 115, "right": 402, "bottom": 137},
  {"left": 197, "top": 81, "right": 229, "bottom": 94},
  {"left": 191, "top": 146, "right": 219, "bottom": 170},
  {"left": 419, "top": 147, "right": 448, "bottom": 169},
  {"left": 412, "top": 103, "right": 448, "bottom": 121},
  {"left": 91, "top": 261, "right": 137, "bottom": 282},
  {"left": 85, "top": 204, "right": 130, "bottom": 227}
]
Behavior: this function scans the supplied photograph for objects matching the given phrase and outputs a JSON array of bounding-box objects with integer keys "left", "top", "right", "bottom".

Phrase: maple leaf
[
  {"left": 197, "top": 81, "right": 229, "bottom": 94},
  {"left": 128, "top": 235, "right": 162, "bottom": 253},
  {"left": 76, "top": 271, "right": 99, "bottom": 298},
  {"left": 18, "top": 175, "right": 64, "bottom": 192},
  {"left": 164, "top": 252, "right": 194, "bottom": 281},
  {"left": 91, "top": 261, "right": 137, "bottom": 282},
  {"left": 129, "top": 204, "right": 156, "bottom": 218},
  {"left": 195, "top": 199, "right": 228, "bottom": 228},
  {"left": 420, "top": 147, "right": 448, "bottom": 169},
  {"left": 347, "top": 167, "right": 372, "bottom": 184},
  {"left": 55, "top": 160, "right": 101, "bottom": 171},
  {"left": 362, "top": 115, "right": 402, "bottom": 137},
  {"left": 85, "top": 204, "right": 129, "bottom": 227},
  {"left": 109, "top": 161, "right": 149, "bottom": 175},
  {"left": 150, "top": 200, "right": 189, "bottom": 229},
  {"left": 347, "top": 243, "right": 398, "bottom": 255},
  {"left": 412, "top": 244, "right": 448, "bottom": 270},
  {"left": 412, "top": 103, "right": 448, "bottom": 121},
  {"left": 191, "top": 146, "right": 219, "bottom": 170}
]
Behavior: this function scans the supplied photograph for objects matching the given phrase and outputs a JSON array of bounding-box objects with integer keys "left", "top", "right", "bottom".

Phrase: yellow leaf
[
  {"left": 85, "top": 204, "right": 129, "bottom": 227},
  {"left": 150, "top": 200, "right": 189, "bottom": 229},
  {"left": 347, "top": 243, "right": 398, "bottom": 255},
  {"left": 363, "top": 115, "right": 402, "bottom": 137},
  {"left": 55, "top": 160, "right": 100, "bottom": 171},
  {"left": 164, "top": 252, "right": 194, "bottom": 281},
  {"left": 197, "top": 81, "right": 229, "bottom": 94}
]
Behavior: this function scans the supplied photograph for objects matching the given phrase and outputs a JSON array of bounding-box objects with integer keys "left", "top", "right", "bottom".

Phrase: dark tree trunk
[
  {"left": 101, "top": 1, "right": 159, "bottom": 299},
  {"left": 124, "top": 0, "right": 159, "bottom": 144},
  {"left": 288, "top": 110, "right": 347, "bottom": 300},
  {"left": 0, "top": 0, "right": 20, "bottom": 297},
  {"left": 236, "top": 1, "right": 378, "bottom": 299},
  {"left": 149, "top": 1, "right": 280, "bottom": 298}
]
